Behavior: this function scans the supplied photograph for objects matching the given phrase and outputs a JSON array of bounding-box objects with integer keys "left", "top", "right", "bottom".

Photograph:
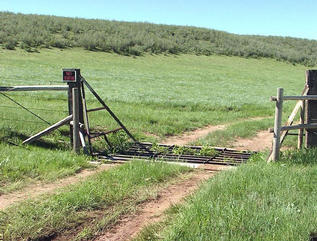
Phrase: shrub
[{"left": 4, "top": 38, "right": 17, "bottom": 50}]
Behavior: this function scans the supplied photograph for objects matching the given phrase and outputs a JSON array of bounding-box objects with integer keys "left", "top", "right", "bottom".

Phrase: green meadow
[
  {"left": 0, "top": 47, "right": 307, "bottom": 138},
  {"left": 1, "top": 46, "right": 317, "bottom": 240},
  {"left": 0, "top": 47, "right": 310, "bottom": 189}
]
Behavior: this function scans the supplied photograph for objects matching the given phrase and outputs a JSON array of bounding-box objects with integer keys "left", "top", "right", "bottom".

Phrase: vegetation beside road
[
  {"left": 0, "top": 143, "right": 92, "bottom": 194},
  {"left": 194, "top": 117, "right": 273, "bottom": 147},
  {"left": 0, "top": 48, "right": 309, "bottom": 193},
  {"left": 0, "top": 160, "right": 190, "bottom": 240},
  {"left": 135, "top": 149, "right": 317, "bottom": 241}
]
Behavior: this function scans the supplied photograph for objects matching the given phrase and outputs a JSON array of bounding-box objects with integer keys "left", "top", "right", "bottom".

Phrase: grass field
[
  {"left": 0, "top": 160, "right": 190, "bottom": 240},
  {"left": 134, "top": 150, "right": 317, "bottom": 241},
  {"left": 0, "top": 143, "right": 92, "bottom": 193},
  {"left": 0, "top": 47, "right": 310, "bottom": 190},
  {"left": 1, "top": 47, "right": 316, "bottom": 240},
  {"left": 193, "top": 117, "right": 274, "bottom": 147},
  {"left": 0, "top": 47, "right": 308, "bottom": 138}
]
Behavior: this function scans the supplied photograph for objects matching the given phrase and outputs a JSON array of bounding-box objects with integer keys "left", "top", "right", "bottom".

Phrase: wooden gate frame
[
  {"left": 0, "top": 69, "right": 144, "bottom": 154},
  {"left": 268, "top": 70, "right": 317, "bottom": 161}
]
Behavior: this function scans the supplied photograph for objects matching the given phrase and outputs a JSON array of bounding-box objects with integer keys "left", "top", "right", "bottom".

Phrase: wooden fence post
[
  {"left": 72, "top": 87, "right": 80, "bottom": 154},
  {"left": 271, "top": 88, "right": 283, "bottom": 161},
  {"left": 66, "top": 69, "right": 84, "bottom": 148},
  {"left": 305, "top": 70, "right": 317, "bottom": 148},
  {"left": 298, "top": 100, "right": 305, "bottom": 149}
]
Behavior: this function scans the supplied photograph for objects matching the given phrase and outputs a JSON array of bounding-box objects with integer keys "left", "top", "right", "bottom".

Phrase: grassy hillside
[{"left": 1, "top": 12, "right": 317, "bottom": 66}]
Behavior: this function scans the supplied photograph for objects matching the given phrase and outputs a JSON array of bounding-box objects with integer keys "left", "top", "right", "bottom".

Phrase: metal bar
[
  {"left": 139, "top": 142, "right": 245, "bottom": 152},
  {"left": 90, "top": 127, "right": 123, "bottom": 138},
  {"left": 87, "top": 107, "right": 107, "bottom": 112},
  {"left": 104, "top": 134, "right": 113, "bottom": 151},
  {"left": 79, "top": 130, "right": 88, "bottom": 153},
  {"left": 82, "top": 77, "right": 139, "bottom": 143},
  {"left": 107, "top": 154, "right": 242, "bottom": 166},
  {"left": 125, "top": 153, "right": 246, "bottom": 161},
  {"left": 0, "top": 85, "right": 68, "bottom": 92},
  {"left": 80, "top": 81, "right": 92, "bottom": 154},
  {"left": 137, "top": 142, "right": 252, "bottom": 154}
]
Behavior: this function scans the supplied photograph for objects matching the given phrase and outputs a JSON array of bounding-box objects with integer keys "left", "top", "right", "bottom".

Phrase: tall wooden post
[
  {"left": 305, "top": 70, "right": 317, "bottom": 148},
  {"left": 271, "top": 88, "right": 283, "bottom": 161},
  {"left": 72, "top": 87, "right": 80, "bottom": 153},
  {"left": 64, "top": 69, "right": 84, "bottom": 148}
]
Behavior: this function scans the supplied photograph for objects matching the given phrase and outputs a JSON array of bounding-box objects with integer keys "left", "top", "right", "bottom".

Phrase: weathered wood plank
[
  {"left": 281, "top": 123, "right": 317, "bottom": 131},
  {"left": 72, "top": 88, "right": 80, "bottom": 154},
  {"left": 23, "top": 115, "right": 72, "bottom": 144},
  {"left": 298, "top": 101, "right": 305, "bottom": 148},
  {"left": 305, "top": 70, "right": 317, "bottom": 147},
  {"left": 270, "top": 88, "right": 283, "bottom": 162},
  {"left": 0, "top": 86, "right": 68, "bottom": 92}
]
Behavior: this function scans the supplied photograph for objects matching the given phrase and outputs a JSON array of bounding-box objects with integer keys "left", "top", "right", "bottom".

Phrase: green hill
[{"left": 1, "top": 11, "right": 317, "bottom": 66}]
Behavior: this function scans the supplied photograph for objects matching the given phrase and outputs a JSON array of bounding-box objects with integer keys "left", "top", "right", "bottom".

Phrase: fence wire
[{"left": 0, "top": 92, "right": 70, "bottom": 144}]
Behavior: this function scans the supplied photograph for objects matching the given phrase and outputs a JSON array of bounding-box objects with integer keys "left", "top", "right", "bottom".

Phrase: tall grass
[
  {"left": 0, "top": 48, "right": 309, "bottom": 191},
  {"left": 147, "top": 150, "right": 317, "bottom": 241},
  {"left": 0, "top": 143, "right": 92, "bottom": 193}
]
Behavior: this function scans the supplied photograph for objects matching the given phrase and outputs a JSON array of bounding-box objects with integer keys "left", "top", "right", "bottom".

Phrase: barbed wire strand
[
  {"left": 0, "top": 105, "right": 68, "bottom": 113},
  {"left": 0, "top": 117, "right": 48, "bottom": 124},
  {"left": 0, "top": 92, "right": 51, "bottom": 125}
]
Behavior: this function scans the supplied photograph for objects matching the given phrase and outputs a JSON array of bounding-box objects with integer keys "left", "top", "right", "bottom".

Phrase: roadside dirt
[
  {"left": 161, "top": 116, "right": 269, "bottom": 146},
  {"left": 95, "top": 167, "right": 225, "bottom": 241},
  {"left": 0, "top": 163, "right": 116, "bottom": 210},
  {"left": 232, "top": 130, "right": 272, "bottom": 152},
  {"left": 161, "top": 124, "right": 226, "bottom": 146}
]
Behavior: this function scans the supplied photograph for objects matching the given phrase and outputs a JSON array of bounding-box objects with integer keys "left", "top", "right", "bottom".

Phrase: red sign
[{"left": 63, "top": 70, "right": 76, "bottom": 82}]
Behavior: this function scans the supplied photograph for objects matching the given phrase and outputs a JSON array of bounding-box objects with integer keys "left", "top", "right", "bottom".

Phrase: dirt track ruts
[
  {"left": 94, "top": 168, "right": 221, "bottom": 241},
  {"left": 161, "top": 116, "right": 269, "bottom": 146}
]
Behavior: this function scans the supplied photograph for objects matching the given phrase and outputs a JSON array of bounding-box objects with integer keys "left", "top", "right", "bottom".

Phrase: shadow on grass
[{"left": 0, "top": 130, "right": 69, "bottom": 151}]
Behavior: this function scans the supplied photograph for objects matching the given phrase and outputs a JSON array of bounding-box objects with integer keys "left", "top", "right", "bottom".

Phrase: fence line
[
  {"left": 268, "top": 87, "right": 317, "bottom": 161},
  {"left": 0, "top": 105, "right": 68, "bottom": 113}
]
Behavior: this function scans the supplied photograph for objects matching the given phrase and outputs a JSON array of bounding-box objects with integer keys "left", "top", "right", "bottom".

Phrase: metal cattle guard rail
[{"left": 98, "top": 143, "right": 254, "bottom": 166}]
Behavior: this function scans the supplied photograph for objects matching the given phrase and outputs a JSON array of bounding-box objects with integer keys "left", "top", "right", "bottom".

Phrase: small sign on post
[
  {"left": 63, "top": 69, "right": 84, "bottom": 149},
  {"left": 63, "top": 69, "right": 79, "bottom": 83}
]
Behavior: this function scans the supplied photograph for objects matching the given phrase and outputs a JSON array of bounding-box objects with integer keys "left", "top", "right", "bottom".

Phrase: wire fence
[
  {"left": 0, "top": 91, "right": 70, "bottom": 145},
  {"left": 0, "top": 117, "right": 48, "bottom": 124},
  {"left": 0, "top": 105, "right": 68, "bottom": 113}
]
